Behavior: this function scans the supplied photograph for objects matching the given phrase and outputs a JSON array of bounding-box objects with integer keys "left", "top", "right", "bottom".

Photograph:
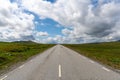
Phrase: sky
[{"left": 0, "top": 0, "right": 120, "bottom": 44}]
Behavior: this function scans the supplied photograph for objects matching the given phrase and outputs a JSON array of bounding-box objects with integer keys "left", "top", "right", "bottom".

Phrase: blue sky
[
  {"left": 25, "top": 9, "right": 64, "bottom": 37},
  {"left": 46, "top": 0, "right": 56, "bottom": 3},
  {"left": 0, "top": 0, "right": 120, "bottom": 43},
  {"left": 34, "top": 18, "right": 64, "bottom": 37}
]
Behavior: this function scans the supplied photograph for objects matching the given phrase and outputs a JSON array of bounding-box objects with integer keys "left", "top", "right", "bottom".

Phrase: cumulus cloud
[
  {"left": 36, "top": 31, "right": 49, "bottom": 36},
  {"left": 1, "top": 0, "right": 120, "bottom": 43},
  {"left": 38, "top": 35, "right": 67, "bottom": 44},
  {"left": 0, "top": 0, "right": 35, "bottom": 41},
  {"left": 22, "top": 0, "right": 120, "bottom": 43}
]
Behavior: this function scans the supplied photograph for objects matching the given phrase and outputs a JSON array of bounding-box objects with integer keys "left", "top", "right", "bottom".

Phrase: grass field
[
  {"left": 64, "top": 42, "right": 120, "bottom": 70},
  {"left": 0, "top": 41, "right": 55, "bottom": 71}
]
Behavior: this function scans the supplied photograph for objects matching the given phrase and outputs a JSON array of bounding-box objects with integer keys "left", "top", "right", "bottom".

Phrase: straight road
[{"left": 0, "top": 45, "right": 120, "bottom": 80}]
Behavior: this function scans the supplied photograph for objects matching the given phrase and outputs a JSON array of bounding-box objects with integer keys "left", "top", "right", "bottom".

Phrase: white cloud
[
  {"left": 22, "top": 0, "right": 120, "bottom": 43},
  {"left": 0, "top": 0, "right": 35, "bottom": 41},
  {"left": 36, "top": 31, "right": 49, "bottom": 36},
  {"left": 62, "top": 28, "right": 72, "bottom": 35},
  {"left": 39, "top": 35, "right": 67, "bottom": 44},
  {"left": 1, "top": 0, "right": 120, "bottom": 43}
]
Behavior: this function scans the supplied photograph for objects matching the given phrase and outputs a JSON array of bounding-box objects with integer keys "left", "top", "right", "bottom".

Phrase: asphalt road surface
[{"left": 0, "top": 45, "right": 120, "bottom": 80}]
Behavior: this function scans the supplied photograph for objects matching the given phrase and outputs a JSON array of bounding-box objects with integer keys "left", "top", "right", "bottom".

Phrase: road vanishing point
[{"left": 0, "top": 45, "right": 120, "bottom": 80}]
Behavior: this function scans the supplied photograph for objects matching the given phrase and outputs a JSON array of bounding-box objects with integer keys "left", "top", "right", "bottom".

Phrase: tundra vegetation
[
  {"left": 64, "top": 42, "right": 120, "bottom": 69},
  {"left": 0, "top": 41, "right": 55, "bottom": 71}
]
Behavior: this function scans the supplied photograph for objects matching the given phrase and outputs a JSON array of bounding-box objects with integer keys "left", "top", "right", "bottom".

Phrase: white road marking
[
  {"left": 19, "top": 65, "right": 24, "bottom": 69},
  {"left": 102, "top": 67, "right": 110, "bottom": 72},
  {"left": 0, "top": 75, "right": 7, "bottom": 80},
  {"left": 59, "top": 64, "right": 62, "bottom": 78},
  {"left": 89, "top": 60, "right": 95, "bottom": 63}
]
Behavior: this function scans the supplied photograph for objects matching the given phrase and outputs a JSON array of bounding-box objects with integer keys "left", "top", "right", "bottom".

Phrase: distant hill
[
  {"left": 12, "top": 41, "right": 37, "bottom": 44},
  {"left": 117, "top": 40, "right": 120, "bottom": 42}
]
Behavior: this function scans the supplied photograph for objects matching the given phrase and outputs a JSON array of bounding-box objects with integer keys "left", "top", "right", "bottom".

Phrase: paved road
[{"left": 0, "top": 45, "right": 120, "bottom": 80}]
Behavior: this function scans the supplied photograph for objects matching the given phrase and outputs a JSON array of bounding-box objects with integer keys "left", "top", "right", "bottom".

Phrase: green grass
[
  {"left": 0, "top": 41, "right": 55, "bottom": 71},
  {"left": 63, "top": 42, "right": 120, "bottom": 69}
]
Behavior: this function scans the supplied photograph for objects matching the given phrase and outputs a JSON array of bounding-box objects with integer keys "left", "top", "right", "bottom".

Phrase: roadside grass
[
  {"left": 0, "top": 41, "right": 55, "bottom": 71},
  {"left": 63, "top": 42, "right": 120, "bottom": 69}
]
